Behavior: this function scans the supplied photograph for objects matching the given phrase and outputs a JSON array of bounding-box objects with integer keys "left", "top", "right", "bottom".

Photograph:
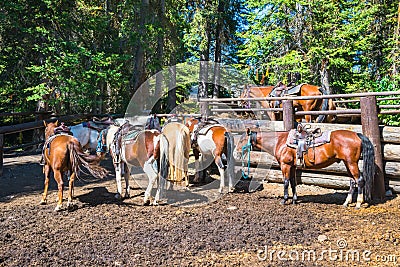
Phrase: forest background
[{"left": 1, "top": 0, "right": 400, "bottom": 125}]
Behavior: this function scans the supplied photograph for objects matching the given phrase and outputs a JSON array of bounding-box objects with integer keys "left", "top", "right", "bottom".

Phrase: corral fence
[
  {"left": 0, "top": 113, "right": 118, "bottom": 176},
  {"left": 198, "top": 90, "right": 400, "bottom": 199}
]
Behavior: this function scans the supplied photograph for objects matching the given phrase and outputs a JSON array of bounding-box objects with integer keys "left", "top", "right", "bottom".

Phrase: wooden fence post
[
  {"left": 283, "top": 100, "right": 295, "bottom": 131},
  {"left": 360, "top": 96, "right": 385, "bottom": 200},
  {"left": 0, "top": 134, "right": 3, "bottom": 176}
]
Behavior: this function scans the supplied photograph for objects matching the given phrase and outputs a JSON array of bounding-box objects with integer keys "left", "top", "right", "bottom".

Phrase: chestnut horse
[
  {"left": 239, "top": 83, "right": 336, "bottom": 123},
  {"left": 97, "top": 122, "right": 169, "bottom": 205},
  {"left": 234, "top": 129, "right": 375, "bottom": 208},
  {"left": 185, "top": 117, "right": 235, "bottom": 193},
  {"left": 161, "top": 121, "right": 191, "bottom": 186},
  {"left": 41, "top": 121, "right": 107, "bottom": 211}
]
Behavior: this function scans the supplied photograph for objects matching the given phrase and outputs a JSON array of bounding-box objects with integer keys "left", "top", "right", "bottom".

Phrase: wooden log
[
  {"left": 383, "top": 144, "right": 400, "bottom": 161},
  {"left": 283, "top": 100, "right": 295, "bottom": 131},
  {"left": 0, "top": 114, "right": 92, "bottom": 135},
  {"left": 360, "top": 96, "right": 385, "bottom": 199}
]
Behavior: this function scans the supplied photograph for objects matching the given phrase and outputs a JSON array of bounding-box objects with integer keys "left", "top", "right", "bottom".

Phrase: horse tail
[
  {"left": 357, "top": 133, "right": 375, "bottom": 202},
  {"left": 224, "top": 131, "right": 235, "bottom": 184},
  {"left": 68, "top": 141, "right": 108, "bottom": 179},
  {"left": 159, "top": 134, "right": 169, "bottom": 182},
  {"left": 174, "top": 127, "right": 189, "bottom": 184},
  {"left": 317, "top": 87, "right": 329, "bottom": 123}
]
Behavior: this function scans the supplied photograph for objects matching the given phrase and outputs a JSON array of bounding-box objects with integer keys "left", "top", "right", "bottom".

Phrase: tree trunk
[
  {"left": 198, "top": 19, "right": 211, "bottom": 117},
  {"left": 213, "top": 0, "right": 224, "bottom": 98},
  {"left": 320, "top": 58, "right": 332, "bottom": 94},
  {"left": 393, "top": 1, "right": 400, "bottom": 75},
  {"left": 131, "top": 0, "right": 149, "bottom": 95},
  {"left": 154, "top": 0, "right": 165, "bottom": 113},
  {"left": 167, "top": 55, "right": 177, "bottom": 113}
]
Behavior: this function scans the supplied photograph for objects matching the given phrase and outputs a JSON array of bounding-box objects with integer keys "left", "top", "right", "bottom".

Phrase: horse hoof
[
  {"left": 143, "top": 199, "right": 150, "bottom": 206},
  {"left": 54, "top": 205, "right": 62, "bottom": 212},
  {"left": 39, "top": 200, "right": 47, "bottom": 205},
  {"left": 124, "top": 194, "right": 130, "bottom": 199}
]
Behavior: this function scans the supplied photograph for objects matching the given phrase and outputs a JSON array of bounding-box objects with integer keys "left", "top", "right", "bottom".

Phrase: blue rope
[{"left": 241, "top": 134, "right": 252, "bottom": 180}]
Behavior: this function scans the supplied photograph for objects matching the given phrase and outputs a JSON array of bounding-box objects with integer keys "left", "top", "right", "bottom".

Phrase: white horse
[
  {"left": 70, "top": 123, "right": 100, "bottom": 151},
  {"left": 70, "top": 119, "right": 114, "bottom": 152}
]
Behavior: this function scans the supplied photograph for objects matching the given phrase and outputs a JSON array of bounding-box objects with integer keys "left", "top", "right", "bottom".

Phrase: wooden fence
[
  {"left": 199, "top": 91, "right": 400, "bottom": 198},
  {"left": 0, "top": 114, "right": 94, "bottom": 176}
]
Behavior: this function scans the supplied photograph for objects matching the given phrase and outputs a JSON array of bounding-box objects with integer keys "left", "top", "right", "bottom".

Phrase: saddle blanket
[
  {"left": 122, "top": 130, "right": 141, "bottom": 143},
  {"left": 286, "top": 129, "right": 331, "bottom": 149}
]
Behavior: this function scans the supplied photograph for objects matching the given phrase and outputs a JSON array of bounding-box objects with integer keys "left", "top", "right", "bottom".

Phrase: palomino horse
[
  {"left": 240, "top": 83, "right": 336, "bottom": 123},
  {"left": 41, "top": 121, "right": 107, "bottom": 211},
  {"left": 161, "top": 121, "right": 191, "bottom": 186},
  {"left": 97, "top": 122, "right": 168, "bottom": 205},
  {"left": 185, "top": 117, "right": 235, "bottom": 193},
  {"left": 234, "top": 128, "right": 375, "bottom": 209}
]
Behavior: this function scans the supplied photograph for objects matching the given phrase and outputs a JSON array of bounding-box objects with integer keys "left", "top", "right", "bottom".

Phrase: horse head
[
  {"left": 185, "top": 117, "right": 199, "bottom": 133},
  {"left": 44, "top": 120, "right": 59, "bottom": 139}
]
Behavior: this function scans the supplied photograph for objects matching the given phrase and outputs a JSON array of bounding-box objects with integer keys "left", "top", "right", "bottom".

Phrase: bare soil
[{"left": 1, "top": 152, "right": 400, "bottom": 266}]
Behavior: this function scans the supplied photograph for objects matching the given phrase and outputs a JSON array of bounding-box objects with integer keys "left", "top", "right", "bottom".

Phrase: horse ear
[
  {"left": 55, "top": 120, "right": 59, "bottom": 126},
  {"left": 43, "top": 121, "right": 47, "bottom": 127}
]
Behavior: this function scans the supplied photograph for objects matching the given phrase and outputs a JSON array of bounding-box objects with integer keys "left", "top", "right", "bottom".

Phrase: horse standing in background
[
  {"left": 186, "top": 117, "right": 235, "bottom": 193},
  {"left": 41, "top": 121, "right": 107, "bottom": 211},
  {"left": 240, "top": 83, "right": 336, "bottom": 123},
  {"left": 234, "top": 128, "right": 375, "bottom": 209}
]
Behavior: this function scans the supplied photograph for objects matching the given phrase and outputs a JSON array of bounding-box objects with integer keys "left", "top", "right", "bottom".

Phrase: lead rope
[{"left": 241, "top": 132, "right": 252, "bottom": 179}]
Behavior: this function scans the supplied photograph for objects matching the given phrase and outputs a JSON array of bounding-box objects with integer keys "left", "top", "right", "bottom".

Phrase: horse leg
[
  {"left": 343, "top": 179, "right": 356, "bottom": 207},
  {"left": 215, "top": 155, "right": 225, "bottom": 193},
  {"left": 280, "top": 164, "right": 291, "bottom": 205},
  {"left": 40, "top": 165, "right": 51, "bottom": 205},
  {"left": 54, "top": 170, "right": 64, "bottom": 211},
  {"left": 143, "top": 156, "right": 158, "bottom": 205},
  {"left": 122, "top": 163, "right": 130, "bottom": 199},
  {"left": 344, "top": 162, "right": 362, "bottom": 208},
  {"left": 67, "top": 172, "right": 76, "bottom": 210},
  {"left": 289, "top": 167, "right": 297, "bottom": 204},
  {"left": 114, "top": 163, "right": 123, "bottom": 200},
  {"left": 193, "top": 149, "right": 201, "bottom": 183}
]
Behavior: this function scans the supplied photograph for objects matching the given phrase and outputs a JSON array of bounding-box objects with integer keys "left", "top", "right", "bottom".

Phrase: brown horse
[
  {"left": 97, "top": 122, "right": 169, "bottom": 205},
  {"left": 41, "top": 121, "right": 107, "bottom": 211},
  {"left": 186, "top": 117, "right": 235, "bottom": 193},
  {"left": 234, "top": 128, "right": 375, "bottom": 208},
  {"left": 239, "top": 83, "right": 336, "bottom": 123}
]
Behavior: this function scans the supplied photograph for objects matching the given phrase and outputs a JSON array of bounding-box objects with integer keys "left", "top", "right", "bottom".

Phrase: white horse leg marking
[
  {"left": 218, "top": 165, "right": 225, "bottom": 194},
  {"left": 122, "top": 164, "right": 130, "bottom": 198},
  {"left": 115, "top": 163, "right": 123, "bottom": 200},
  {"left": 143, "top": 156, "right": 158, "bottom": 205}
]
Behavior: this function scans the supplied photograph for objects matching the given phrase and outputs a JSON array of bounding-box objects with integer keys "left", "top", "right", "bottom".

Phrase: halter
[{"left": 241, "top": 131, "right": 254, "bottom": 180}]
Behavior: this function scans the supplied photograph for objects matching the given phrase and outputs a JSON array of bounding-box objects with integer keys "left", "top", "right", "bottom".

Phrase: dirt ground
[{"left": 1, "top": 152, "right": 400, "bottom": 267}]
